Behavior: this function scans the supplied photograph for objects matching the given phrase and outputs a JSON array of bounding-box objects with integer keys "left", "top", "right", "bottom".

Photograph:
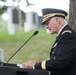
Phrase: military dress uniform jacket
[{"left": 34, "top": 25, "right": 76, "bottom": 75}]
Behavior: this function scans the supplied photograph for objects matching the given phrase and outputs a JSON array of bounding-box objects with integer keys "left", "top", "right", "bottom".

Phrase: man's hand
[{"left": 22, "top": 60, "right": 37, "bottom": 69}]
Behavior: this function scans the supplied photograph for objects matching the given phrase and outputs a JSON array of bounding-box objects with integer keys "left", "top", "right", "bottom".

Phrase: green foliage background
[{"left": 0, "top": 29, "right": 56, "bottom": 64}]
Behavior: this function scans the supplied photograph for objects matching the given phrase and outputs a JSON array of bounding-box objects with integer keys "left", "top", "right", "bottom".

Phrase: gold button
[
  {"left": 52, "top": 51, "right": 54, "bottom": 54},
  {"left": 54, "top": 56, "right": 56, "bottom": 60}
]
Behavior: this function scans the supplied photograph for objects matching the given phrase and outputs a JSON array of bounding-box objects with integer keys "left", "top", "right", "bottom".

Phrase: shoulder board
[{"left": 62, "top": 30, "right": 72, "bottom": 35}]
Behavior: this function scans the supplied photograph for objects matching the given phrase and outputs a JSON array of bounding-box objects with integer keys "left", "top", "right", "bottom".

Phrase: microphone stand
[{"left": 7, "top": 31, "right": 38, "bottom": 63}]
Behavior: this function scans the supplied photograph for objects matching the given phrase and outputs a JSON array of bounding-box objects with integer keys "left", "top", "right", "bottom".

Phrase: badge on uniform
[{"left": 53, "top": 42, "right": 58, "bottom": 48}]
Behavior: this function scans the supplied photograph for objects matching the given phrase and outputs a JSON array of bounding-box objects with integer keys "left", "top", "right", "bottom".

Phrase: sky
[
  {"left": 2, "top": 0, "right": 70, "bottom": 20},
  {"left": 19, "top": 0, "right": 70, "bottom": 16}
]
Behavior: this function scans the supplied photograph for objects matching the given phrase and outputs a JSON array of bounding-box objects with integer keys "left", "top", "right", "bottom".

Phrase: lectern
[{"left": 0, "top": 62, "right": 49, "bottom": 75}]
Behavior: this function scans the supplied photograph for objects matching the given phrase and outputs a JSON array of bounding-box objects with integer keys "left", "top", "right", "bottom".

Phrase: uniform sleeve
[{"left": 35, "top": 61, "right": 47, "bottom": 70}]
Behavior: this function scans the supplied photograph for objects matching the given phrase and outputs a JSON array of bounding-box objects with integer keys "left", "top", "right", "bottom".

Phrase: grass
[{"left": 0, "top": 28, "right": 57, "bottom": 64}]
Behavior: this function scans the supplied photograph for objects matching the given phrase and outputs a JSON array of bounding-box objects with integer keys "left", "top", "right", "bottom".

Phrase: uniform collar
[{"left": 57, "top": 23, "right": 68, "bottom": 36}]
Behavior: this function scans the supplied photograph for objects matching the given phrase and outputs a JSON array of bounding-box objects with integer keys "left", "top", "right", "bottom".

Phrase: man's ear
[{"left": 55, "top": 17, "right": 60, "bottom": 24}]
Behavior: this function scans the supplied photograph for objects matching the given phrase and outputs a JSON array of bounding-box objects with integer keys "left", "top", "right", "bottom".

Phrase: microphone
[{"left": 7, "top": 30, "right": 39, "bottom": 63}]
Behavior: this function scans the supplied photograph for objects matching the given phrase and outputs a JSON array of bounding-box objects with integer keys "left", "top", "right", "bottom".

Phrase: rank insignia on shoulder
[
  {"left": 62, "top": 30, "right": 72, "bottom": 35},
  {"left": 53, "top": 42, "right": 58, "bottom": 48}
]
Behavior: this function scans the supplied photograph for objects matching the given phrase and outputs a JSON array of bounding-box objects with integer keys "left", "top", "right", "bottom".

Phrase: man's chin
[
  {"left": 50, "top": 31, "right": 53, "bottom": 34},
  {"left": 50, "top": 32, "right": 53, "bottom": 34}
]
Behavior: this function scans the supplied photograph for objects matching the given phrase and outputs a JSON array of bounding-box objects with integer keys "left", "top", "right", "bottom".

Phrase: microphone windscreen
[{"left": 33, "top": 31, "right": 39, "bottom": 35}]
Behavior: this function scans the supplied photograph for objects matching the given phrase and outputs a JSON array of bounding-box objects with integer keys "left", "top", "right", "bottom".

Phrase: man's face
[{"left": 45, "top": 17, "right": 59, "bottom": 34}]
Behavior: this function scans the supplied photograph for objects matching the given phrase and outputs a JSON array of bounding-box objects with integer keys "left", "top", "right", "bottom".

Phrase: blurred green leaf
[{"left": 0, "top": 6, "right": 7, "bottom": 15}]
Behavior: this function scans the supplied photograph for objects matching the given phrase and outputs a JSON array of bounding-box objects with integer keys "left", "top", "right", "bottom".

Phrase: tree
[
  {"left": 69, "top": 0, "right": 76, "bottom": 31},
  {"left": 0, "top": 6, "right": 7, "bottom": 15},
  {"left": 0, "top": 0, "right": 7, "bottom": 15}
]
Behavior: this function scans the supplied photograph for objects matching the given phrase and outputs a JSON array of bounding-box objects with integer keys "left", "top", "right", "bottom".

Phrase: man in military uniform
[{"left": 22, "top": 8, "right": 76, "bottom": 75}]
